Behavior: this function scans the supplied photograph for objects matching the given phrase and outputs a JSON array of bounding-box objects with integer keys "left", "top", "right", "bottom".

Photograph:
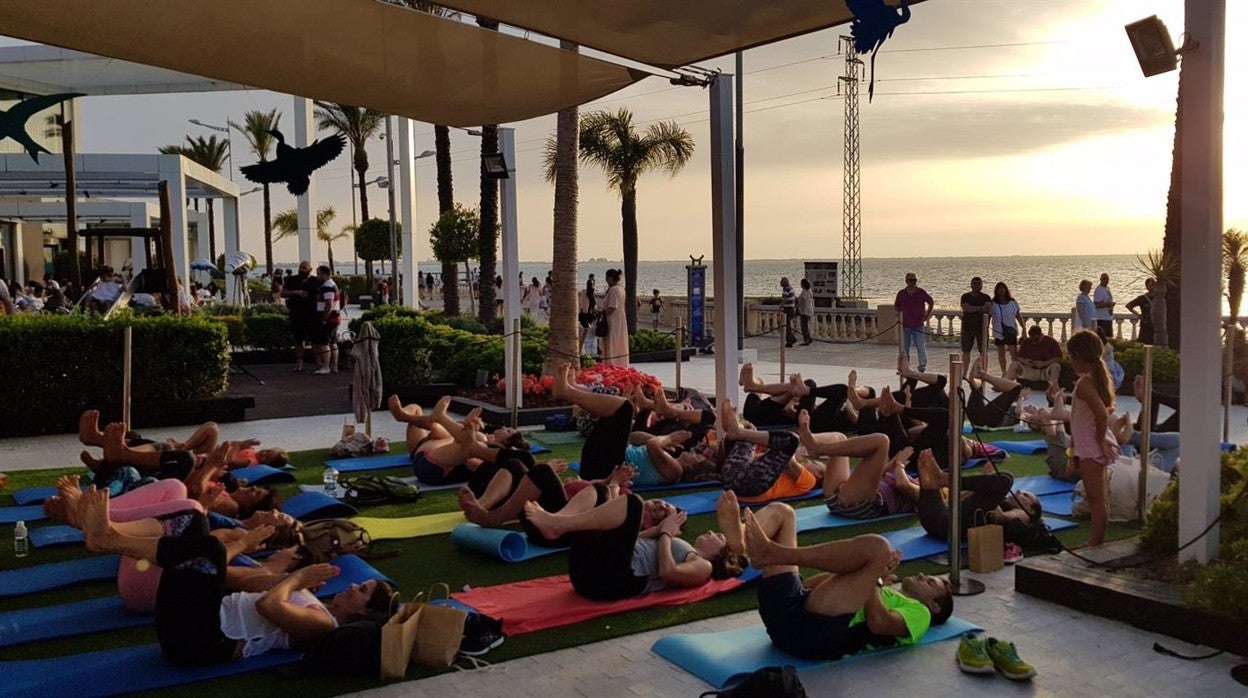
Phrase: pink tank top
[{"left": 1071, "top": 378, "right": 1119, "bottom": 464}]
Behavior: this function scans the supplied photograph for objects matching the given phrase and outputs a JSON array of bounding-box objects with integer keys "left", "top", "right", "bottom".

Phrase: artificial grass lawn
[{"left": 0, "top": 434, "right": 1140, "bottom": 697}]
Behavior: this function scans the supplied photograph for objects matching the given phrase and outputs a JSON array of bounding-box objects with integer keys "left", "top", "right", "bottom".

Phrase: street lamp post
[
  {"left": 188, "top": 118, "right": 234, "bottom": 180},
  {"left": 384, "top": 116, "right": 399, "bottom": 305}
]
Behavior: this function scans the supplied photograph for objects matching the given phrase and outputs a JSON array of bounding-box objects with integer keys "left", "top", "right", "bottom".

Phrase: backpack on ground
[
  {"left": 302, "top": 518, "right": 373, "bottom": 558},
  {"left": 699, "top": 666, "right": 807, "bottom": 698},
  {"left": 340, "top": 475, "right": 423, "bottom": 506}
]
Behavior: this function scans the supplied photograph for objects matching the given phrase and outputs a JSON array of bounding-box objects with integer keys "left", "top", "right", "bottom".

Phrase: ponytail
[{"left": 1067, "top": 330, "right": 1115, "bottom": 410}]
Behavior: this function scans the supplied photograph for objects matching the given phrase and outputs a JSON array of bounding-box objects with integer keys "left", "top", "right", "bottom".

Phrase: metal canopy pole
[
  {"left": 499, "top": 127, "right": 522, "bottom": 412},
  {"left": 709, "top": 74, "right": 740, "bottom": 413},
  {"left": 947, "top": 354, "right": 985, "bottom": 596}
]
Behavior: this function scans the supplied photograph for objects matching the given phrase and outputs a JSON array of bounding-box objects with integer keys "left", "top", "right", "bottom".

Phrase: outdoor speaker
[{"left": 1125, "top": 16, "right": 1177, "bottom": 78}]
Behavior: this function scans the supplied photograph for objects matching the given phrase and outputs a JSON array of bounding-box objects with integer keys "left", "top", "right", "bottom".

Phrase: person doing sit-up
[
  {"left": 794, "top": 410, "right": 919, "bottom": 520},
  {"left": 389, "top": 395, "right": 532, "bottom": 485}
]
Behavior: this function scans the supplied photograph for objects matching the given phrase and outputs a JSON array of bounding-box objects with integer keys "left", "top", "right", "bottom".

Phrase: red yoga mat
[{"left": 452, "top": 573, "right": 752, "bottom": 636}]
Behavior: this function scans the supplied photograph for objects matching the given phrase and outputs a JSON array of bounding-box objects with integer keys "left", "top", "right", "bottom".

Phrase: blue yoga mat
[
  {"left": 0, "top": 555, "right": 119, "bottom": 597},
  {"left": 653, "top": 616, "right": 981, "bottom": 689},
  {"left": 1038, "top": 492, "right": 1074, "bottom": 517},
  {"left": 30, "top": 525, "right": 83, "bottom": 548},
  {"left": 0, "top": 504, "right": 47, "bottom": 525},
  {"left": 281, "top": 491, "right": 358, "bottom": 521},
  {"left": 989, "top": 439, "right": 1047, "bottom": 455},
  {"left": 1012, "top": 475, "right": 1078, "bottom": 497},
  {"left": 882, "top": 517, "right": 1077, "bottom": 562},
  {"left": 451, "top": 523, "right": 566, "bottom": 562},
  {"left": 11, "top": 486, "right": 59, "bottom": 506},
  {"left": 0, "top": 643, "right": 300, "bottom": 697},
  {"left": 326, "top": 452, "right": 413, "bottom": 472},
  {"left": 794, "top": 506, "right": 913, "bottom": 534},
  {"left": 319, "top": 554, "right": 395, "bottom": 596},
  {"left": 564, "top": 462, "right": 717, "bottom": 492},
  {"left": 230, "top": 464, "right": 296, "bottom": 485},
  {"left": 665, "top": 487, "right": 824, "bottom": 517},
  {"left": 0, "top": 596, "right": 147, "bottom": 648}
]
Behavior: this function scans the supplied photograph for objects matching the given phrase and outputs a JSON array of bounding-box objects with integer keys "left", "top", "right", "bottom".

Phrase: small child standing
[
  {"left": 1065, "top": 329, "right": 1119, "bottom": 548},
  {"left": 649, "top": 289, "right": 664, "bottom": 330}
]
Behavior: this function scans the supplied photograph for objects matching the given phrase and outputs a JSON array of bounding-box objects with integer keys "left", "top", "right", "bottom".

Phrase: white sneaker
[{"left": 313, "top": 367, "right": 331, "bottom": 375}]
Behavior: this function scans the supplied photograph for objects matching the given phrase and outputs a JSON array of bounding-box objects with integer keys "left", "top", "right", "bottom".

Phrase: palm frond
[
  {"left": 230, "top": 109, "right": 282, "bottom": 160},
  {"left": 272, "top": 209, "right": 299, "bottom": 241},
  {"left": 639, "top": 121, "right": 695, "bottom": 177},
  {"left": 541, "top": 133, "right": 559, "bottom": 183}
]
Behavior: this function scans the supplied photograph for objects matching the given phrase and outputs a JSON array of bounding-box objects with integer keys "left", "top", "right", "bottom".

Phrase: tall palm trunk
[
  {"left": 262, "top": 184, "right": 274, "bottom": 274},
  {"left": 478, "top": 125, "right": 500, "bottom": 324},
  {"left": 621, "top": 187, "right": 639, "bottom": 334},
  {"left": 355, "top": 147, "right": 370, "bottom": 221},
  {"left": 327, "top": 242, "right": 336, "bottom": 274},
  {"left": 1161, "top": 65, "right": 1186, "bottom": 350},
  {"left": 434, "top": 124, "right": 458, "bottom": 315},
  {"left": 545, "top": 60, "right": 580, "bottom": 375}
]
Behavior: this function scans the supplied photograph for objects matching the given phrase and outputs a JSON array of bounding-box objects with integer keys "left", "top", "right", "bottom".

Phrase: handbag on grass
[
  {"left": 967, "top": 510, "right": 1004, "bottom": 573},
  {"left": 411, "top": 583, "right": 469, "bottom": 668}
]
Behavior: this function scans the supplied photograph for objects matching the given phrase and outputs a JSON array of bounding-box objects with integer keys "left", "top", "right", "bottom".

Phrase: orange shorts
[{"left": 738, "top": 465, "right": 817, "bottom": 505}]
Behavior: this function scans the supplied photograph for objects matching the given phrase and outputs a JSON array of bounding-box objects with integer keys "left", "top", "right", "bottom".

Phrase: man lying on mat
[
  {"left": 737, "top": 497, "right": 953, "bottom": 661},
  {"left": 737, "top": 363, "right": 866, "bottom": 433},
  {"left": 524, "top": 485, "right": 747, "bottom": 601},
  {"left": 716, "top": 400, "right": 821, "bottom": 505},
  {"left": 389, "top": 394, "right": 533, "bottom": 486}
]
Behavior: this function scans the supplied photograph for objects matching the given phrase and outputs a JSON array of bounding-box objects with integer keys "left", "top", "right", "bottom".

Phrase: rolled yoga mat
[
  {"left": 652, "top": 616, "right": 982, "bottom": 689},
  {"left": 351, "top": 511, "right": 465, "bottom": 540},
  {"left": 0, "top": 555, "right": 120, "bottom": 597},
  {"left": 281, "top": 491, "right": 359, "bottom": 521},
  {"left": 229, "top": 464, "right": 296, "bottom": 485},
  {"left": 0, "top": 643, "right": 300, "bottom": 697},
  {"left": 989, "top": 439, "right": 1047, "bottom": 455},
  {"left": 450, "top": 523, "right": 566, "bottom": 562}
]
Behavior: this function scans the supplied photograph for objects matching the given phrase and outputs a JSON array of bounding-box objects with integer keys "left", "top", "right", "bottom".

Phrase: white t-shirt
[
  {"left": 1093, "top": 284, "right": 1113, "bottom": 321},
  {"left": 219, "top": 589, "right": 335, "bottom": 658},
  {"left": 990, "top": 300, "right": 1019, "bottom": 335}
]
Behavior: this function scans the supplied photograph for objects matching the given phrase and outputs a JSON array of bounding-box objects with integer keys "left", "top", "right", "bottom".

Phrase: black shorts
[
  {"left": 290, "top": 315, "right": 314, "bottom": 343},
  {"left": 756, "top": 572, "right": 874, "bottom": 661},
  {"left": 960, "top": 325, "right": 984, "bottom": 352},
  {"left": 994, "top": 326, "right": 1019, "bottom": 346},
  {"left": 311, "top": 319, "right": 339, "bottom": 346}
]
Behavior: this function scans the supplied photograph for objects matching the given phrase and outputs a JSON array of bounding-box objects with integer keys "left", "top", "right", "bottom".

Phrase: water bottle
[
  {"left": 14, "top": 520, "right": 29, "bottom": 558},
  {"left": 323, "top": 465, "right": 340, "bottom": 499}
]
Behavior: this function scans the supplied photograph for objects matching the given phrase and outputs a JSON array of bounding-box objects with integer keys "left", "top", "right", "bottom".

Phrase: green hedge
[
  {"left": 630, "top": 329, "right": 676, "bottom": 353},
  {"left": 373, "top": 315, "right": 548, "bottom": 386},
  {"left": 0, "top": 314, "right": 229, "bottom": 432},
  {"left": 200, "top": 306, "right": 295, "bottom": 351}
]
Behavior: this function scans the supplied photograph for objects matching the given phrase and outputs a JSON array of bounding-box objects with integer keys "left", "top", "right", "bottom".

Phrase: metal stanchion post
[
  {"left": 948, "top": 354, "right": 985, "bottom": 596},
  {"left": 1138, "top": 345, "right": 1154, "bottom": 522},
  {"left": 981, "top": 321, "right": 990, "bottom": 372},
  {"left": 122, "top": 326, "right": 133, "bottom": 428},
  {"left": 511, "top": 319, "right": 521, "bottom": 429},
  {"left": 1224, "top": 327, "right": 1234, "bottom": 442},
  {"left": 675, "top": 321, "right": 684, "bottom": 396},
  {"left": 779, "top": 317, "right": 787, "bottom": 382}
]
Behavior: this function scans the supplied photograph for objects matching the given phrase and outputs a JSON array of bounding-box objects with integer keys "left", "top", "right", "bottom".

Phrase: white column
[
  {"left": 709, "top": 76, "right": 740, "bottom": 410},
  {"left": 499, "top": 128, "right": 522, "bottom": 410},
  {"left": 160, "top": 155, "right": 191, "bottom": 288},
  {"left": 222, "top": 195, "right": 241, "bottom": 305},
  {"left": 397, "top": 117, "right": 418, "bottom": 306},
  {"left": 192, "top": 209, "right": 209, "bottom": 283},
  {"left": 129, "top": 204, "right": 148, "bottom": 274},
  {"left": 294, "top": 96, "right": 315, "bottom": 264},
  {"left": 1178, "top": 0, "right": 1225, "bottom": 563}
]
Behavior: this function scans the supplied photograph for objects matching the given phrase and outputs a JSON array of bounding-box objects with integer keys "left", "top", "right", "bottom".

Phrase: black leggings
[
  {"left": 90, "top": 449, "right": 195, "bottom": 488},
  {"left": 466, "top": 458, "right": 530, "bottom": 500},
  {"left": 894, "top": 375, "right": 949, "bottom": 410},
  {"left": 721, "top": 431, "right": 801, "bottom": 497},
  {"left": 517, "top": 463, "right": 581, "bottom": 547},
  {"left": 800, "top": 383, "right": 856, "bottom": 434},
  {"left": 154, "top": 511, "right": 239, "bottom": 667},
  {"left": 917, "top": 472, "right": 1014, "bottom": 542},
  {"left": 857, "top": 405, "right": 952, "bottom": 469},
  {"left": 568, "top": 491, "right": 648, "bottom": 601},
  {"left": 1135, "top": 389, "right": 1180, "bottom": 433},
  {"left": 965, "top": 385, "right": 1022, "bottom": 428},
  {"left": 580, "top": 401, "right": 634, "bottom": 480},
  {"left": 743, "top": 393, "right": 791, "bottom": 426},
  {"left": 646, "top": 408, "right": 716, "bottom": 450}
]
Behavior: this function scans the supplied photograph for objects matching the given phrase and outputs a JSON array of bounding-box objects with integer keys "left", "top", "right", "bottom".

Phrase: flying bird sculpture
[
  {"left": 0, "top": 93, "right": 82, "bottom": 162},
  {"left": 847, "top": 0, "right": 912, "bottom": 101},
  {"left": 240, "top": 129, "right": 345, "bottom": 196}
]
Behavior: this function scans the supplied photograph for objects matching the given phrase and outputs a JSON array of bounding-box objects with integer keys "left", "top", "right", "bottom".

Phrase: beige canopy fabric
[
  {"left": 0, "top": 0, "right": 646, "bottom": 126},
  {"left": 434, "top": 0, "right": 922, "bottom": 69}
]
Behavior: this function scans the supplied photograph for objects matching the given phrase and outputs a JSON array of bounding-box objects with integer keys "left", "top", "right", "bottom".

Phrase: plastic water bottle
[
  {"left": 14, "top": 520, "right": 29, "bottom": 558},
  {"left": 323, "top": 465, "right": 340, "bottom": 499}
]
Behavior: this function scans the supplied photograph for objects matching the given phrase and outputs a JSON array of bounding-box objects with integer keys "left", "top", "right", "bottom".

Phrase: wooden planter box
[
  {"left": 450, "top": 395, "right": 572, "bottom": 427},
  {"left": 8, "top": 397, "right": 256, "bottom": 437},
  {"left": 631, "top": 348, "right": 697, "bottom": 364}
]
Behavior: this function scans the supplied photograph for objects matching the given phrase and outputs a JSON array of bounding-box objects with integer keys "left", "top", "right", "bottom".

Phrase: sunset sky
[{"left": 11, "top": 0, "right": 1244, "bottom": 263}]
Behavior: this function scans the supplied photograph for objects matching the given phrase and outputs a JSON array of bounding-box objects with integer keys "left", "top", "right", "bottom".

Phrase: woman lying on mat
[
  {"left": 792, "top": 410, "right": 919, "bottom": 520},
  {"left": 738, "top": 363, "right": 867, "bottom": 433},
  {"left": 964, "top": 360, "right": 1027, "bottom": 429},
  {"left": 551, "top": 363, "right": 714, "bottom": 485},
  {"left": 458, "top": 459, "right": 635, "bottom": 529},
  {"left": 715, "top": 400, "right": 820, "bottom": 504},
  {"left": 736, "top": 498, "right": 953, "bottom": 661},
  {"left": 388, "top": 394, "right": 532, "bottom": 486},
  {"left": 628, "top": 386, "right": 719, "bottom": 472},
  {"left": 79, "top": 410, "right": 291, "bottom": 471},
  {"left": 524, "top": 486, "right": 747, "bottom": 601},
  {"left": 76, "top": 486, "right": 395, "bottom": 667},
  {"left": 912, "top": 449, "right": 1044, "bottom": 546}
]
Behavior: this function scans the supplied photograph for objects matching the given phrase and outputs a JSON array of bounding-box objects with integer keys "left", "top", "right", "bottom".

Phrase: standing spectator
[
  {"left": 780, "top": 277, "right": 797, "bottom": 348},
  {"left": 312, "top": 265, "right": 342, "bottom": 375},
  {"left": 959, "top": 277, "right": 991, "bottom": 370},
  {"left": 1093, "top": 272, "right": 1114, "bottom": 337},
  {"left": 990, "top": 282, "right": 1022, "bottom": 374},
  {"left": 379, "top": 278, "right": 390, "bottom": 305},
  {"left": 540, "top": 277, "right": 553, "bottom": 321},
  {"left": 1074, "top": 279, "right": 1095, "bottom": 332},
  {"left": 1125, "top": 278, "right": 1155, "bottom": 344},
  {"left": 894, "top": 272, "right": 934, "bottom": 372},
  {"left": 270, "top": 273, "right": 285, "bottom": 307},
  {"left": 797, "top": 278, "right": 814, "bottom": 345},
  {"left": 602, "top": 268, "right": 629, "bottom": 366},
  {"left": 649, "top": 289, "right": 665, "bottom": 331},
  {"left": 280, "top": 261, "right": 318, "bottom": 372},
  {"left": 494, "top": 275, "right": 504, "bottom": 313},
  {"left": 523, "top": 276, "right": 540, "bottom": 318},
  {"left": 425, "top": 272, "right": 435, "bottom": 297},
  {"left": 1007, "top": 325, "right": 1063, "bottom": 390},
  {"left": 578, "top": 282, "right": 595, "bottom": 353}
]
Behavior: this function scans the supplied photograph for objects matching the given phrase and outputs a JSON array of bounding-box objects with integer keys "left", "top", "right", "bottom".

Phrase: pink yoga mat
[{"left": 452, "top": 571, "right": 755, "bottom": 636}]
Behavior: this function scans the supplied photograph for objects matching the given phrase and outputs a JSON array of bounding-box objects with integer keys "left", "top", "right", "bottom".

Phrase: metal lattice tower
[{"left": 838, "top": 35, "right": 863, "bottom": 300}]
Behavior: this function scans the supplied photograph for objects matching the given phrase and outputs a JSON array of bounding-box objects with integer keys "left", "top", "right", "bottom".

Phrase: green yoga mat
[
  {"left": 352, "top": 511, "right": 464, "bottom": 539},
  {"left": 529, "top": 431, "right": 584, "bottom": 445}
]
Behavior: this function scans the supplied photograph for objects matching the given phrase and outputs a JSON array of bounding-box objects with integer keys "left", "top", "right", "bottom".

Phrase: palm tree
[
  {"left": 474, "top": 17, "right": 502, "bottom": 325},
  {"left": 1161, "top": 64, "right": 1187, "bottom": 350},
  {"left": 273, "top": 206, "right": 343, "bottom": 272},
  {"left": 1225, "top": 229, "right": 1248, "bottom": 320},
  {"left": 577, "top": 109, "right": 695, "bottom": 333},
  {"left": 231, "top": 109, "right": 281, "bottom": 274},
  {"left": 542, "top": 41, "right": 582, "bottom": 373},
  {"left": 159, "top": 135, "right": 229, "bottom": 259},
  {"left": 314, "top": 102, "right": 383, "bottom": 221},
  {"left": 1136, "top": 248, "right": 1179, "bottom": 348}
]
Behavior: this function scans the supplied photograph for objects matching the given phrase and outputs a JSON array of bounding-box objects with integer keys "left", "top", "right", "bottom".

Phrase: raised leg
[{"left": 551, "top": 362, "right": 632, "bottom": 418}]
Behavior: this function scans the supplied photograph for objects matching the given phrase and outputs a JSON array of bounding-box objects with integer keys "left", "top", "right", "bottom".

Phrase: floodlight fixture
[
  {"left": 482, "top": 152, "right": 509, "bottom": 179},
  {"left": 1125, "top": 15, "right": 1178, "bottom": 77}
]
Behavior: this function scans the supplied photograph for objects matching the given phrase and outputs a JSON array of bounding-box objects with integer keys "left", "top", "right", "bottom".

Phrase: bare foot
[
  {"left": 80, "top": 450, "right": 104, "bottom": 471},
  {"left": 56, "top": 475, "right": 82, "bottom": 527},
  {"left": 915, "top": 449, "right": 943, "bottom": 491},
  {"left": 796, "top": 410, "right": 817, "bottom": 452},
  {"left": 387, "top": 395, "right": 407, "bottom": 420},
  {"left": 716, "top": 491, "right": 745, "bottom": 553},
  {"left": 891, "top": 446, "right": 915, "bottom": 472},
  {"left": 788, "top": 373, "right": 809, "bottom": 397},
  {"left": 743, "top": 509, "right": 778, "bottom": 568},
  {"left": 605, "top": 464, "right": 636, "bottom": 488},
  {"left": 551, "top": 362, "right": 573, "bottom": 399},
  {"left": 431, "top": 395, "right": 453, "bottom": 422},
  {"left": 458, "top": 487, "right": 491, "bottom": 526},
  {"left": 846, "top": 371, "right": 866, "bottom": 411},
  {"left": 78, "top": 410, "right": 104, "bottom": 447},
  {"left": 738, "top": 363, "right": 761, "bottom": 389},
  {"left": 879, "top": 388, "right": 903, "bottom": 416},
  {"left": 1133, "top": 373, "right": 1145, "bottom": 400},
  {"left": 653, "top": 386, "right": 676, "bottom": 418},
  {"left": 101, "top": 422, "right": 129, "bottom": 463},
  {"left": 522, "top": 500, "right": 564, "bottom": 539},
  {"left": 719, "top": 400, "right": 742, "bottom": 438},
  {"left": 79, "top": 487, "right": 114, "bottom": 553}
]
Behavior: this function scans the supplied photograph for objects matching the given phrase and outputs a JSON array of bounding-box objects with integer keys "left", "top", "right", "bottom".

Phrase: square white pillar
[
  {"left": 160, "top": 155, "right": 191, "bottom": 288},
  {"left": 222, "top": 196, "right": 242, "bottom": 305},
  {"left": 294, "top": 96, "right": 315, "bottom": 265},
  {"left": 129, "top": 203, "right": 149, "bottom": 274},
  {"left": 499, "top": 128, "right": 522, "bottom": 410},
  {"left": 397, "top": 117, "right": 418, "bottom": 306},
  {"left": 709, "top": 76, "right": 740, "bottom": 410}
]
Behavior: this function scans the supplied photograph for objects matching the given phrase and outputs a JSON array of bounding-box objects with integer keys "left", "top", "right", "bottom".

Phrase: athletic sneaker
[
  {"left": 1003, "top": 543, "right": 1024, "bottom": 565},
  {"left": 985, "top": 638, "right": 1037, "bottom": 680},
  {"left": 459, "top": 612, "right": 505, "bottom": 657},
  {"left": 313, "top": 367, "right": 331, "bottom": 375},
  {"left": 955, "top": 632, "right": 995, "bottom": 675}
]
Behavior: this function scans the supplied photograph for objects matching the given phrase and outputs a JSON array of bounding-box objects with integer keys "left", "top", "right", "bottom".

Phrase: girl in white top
[{"left": 990, "top": 282, "right": 1022, "bottom": 374}]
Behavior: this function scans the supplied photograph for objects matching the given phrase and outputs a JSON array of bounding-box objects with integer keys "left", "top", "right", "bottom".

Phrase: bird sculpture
[
  {"left": 847, "top": 0, "right": 912, "bottom": 101},
  {"left": 0, "top": 93, "right": 83, "bottom": 162},
  {"left": 240, "top": 129, "right": 345, "bottom": 196}
]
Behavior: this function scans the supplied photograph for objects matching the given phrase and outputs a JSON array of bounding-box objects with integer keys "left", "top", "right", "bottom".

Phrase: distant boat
[{"left": 586, "top": 257, "right": 611, "bottom": 263}]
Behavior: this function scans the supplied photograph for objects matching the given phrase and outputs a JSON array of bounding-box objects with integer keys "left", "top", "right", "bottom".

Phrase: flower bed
[{"left": 470, "top": 364, "right": 663, "bottom": 409}]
